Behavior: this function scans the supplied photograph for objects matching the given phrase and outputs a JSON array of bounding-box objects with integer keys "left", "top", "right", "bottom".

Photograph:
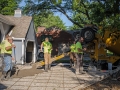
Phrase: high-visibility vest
[
  {"left": 0, "top": 40, "right": 7, "bottom": 54},
  {"left": 75, "top": 42, "right": 83, "bottom": 53},
  {"left": 43, "top": 41, "right": 52, "bottom": 53},
  {"left": 4, "top": 40, "right": 12, "bottom": 54},
  {"left": 70, "top": 44, "right": 76, "bottom": 52}
]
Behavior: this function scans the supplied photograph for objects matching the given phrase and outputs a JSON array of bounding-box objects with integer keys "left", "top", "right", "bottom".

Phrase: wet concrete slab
[{"left": 0, "top": 63, "right": 109, "bottom": 90}]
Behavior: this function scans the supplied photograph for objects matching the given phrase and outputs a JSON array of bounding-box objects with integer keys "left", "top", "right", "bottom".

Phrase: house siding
[
  {"left": 26, "top": 20, "right": 35, "bottom": 41},
  {"left": 25, "top": 20, "right": 38, "bottom": 62},
  {"left": 12, "top": 40, "right": 22, "bottom": 64}
]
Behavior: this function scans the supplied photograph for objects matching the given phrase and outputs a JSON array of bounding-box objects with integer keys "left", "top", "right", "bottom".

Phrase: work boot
[
  {"left": 6, "top": 70, "right": 11, "bottom": 80},
  {"left": 0, "top": 71, "right": 6, "bottom": 81},
  {"left": 45, "top": 65, "right": 48, "bottom": 72},
  {"left": 48, "top": 64, "right": 51, "bottom": 70},
  {"left": 74, "top": 61, "right": 77, "bottom": 69},
  {"left": 69, "top": 59, "right": 73, "bottom": 68},
  {"left": 80, "top": 71, "right": 86, "bottom": 74}
]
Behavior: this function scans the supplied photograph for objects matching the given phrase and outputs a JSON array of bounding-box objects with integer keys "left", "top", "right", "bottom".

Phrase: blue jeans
[{"left": 3, "top": 55, "right": 12, "bottom": 72}]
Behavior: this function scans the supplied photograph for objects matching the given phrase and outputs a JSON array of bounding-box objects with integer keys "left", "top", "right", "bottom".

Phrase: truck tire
[
  {"left": 39, "top": 52, "right": 44, "bottom": 58},
  {"left": 81, "top": 27, "right": 95, "bottom": 42}
]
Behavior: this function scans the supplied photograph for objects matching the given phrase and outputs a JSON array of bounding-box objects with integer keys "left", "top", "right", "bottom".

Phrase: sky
[{"left": 19, "top": 0, "right": 73, "bottom": 27}]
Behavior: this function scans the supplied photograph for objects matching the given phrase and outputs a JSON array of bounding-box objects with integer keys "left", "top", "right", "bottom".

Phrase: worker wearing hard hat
[
  {"left": 41, "top": 37, "right": 52, "bottom": 72},
  {"left": 75, "top": 37, "right": 86, "bottom": 74}
]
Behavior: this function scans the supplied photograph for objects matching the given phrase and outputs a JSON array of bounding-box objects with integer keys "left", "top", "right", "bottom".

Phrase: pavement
[{"left": 0, "top": 63, "right": 109, "bottom": 90}]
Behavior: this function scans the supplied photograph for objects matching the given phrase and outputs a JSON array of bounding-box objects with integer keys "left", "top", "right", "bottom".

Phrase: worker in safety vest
[
  {"left": 75, "top": 37, "right": 86, "bottom": 74},
  {"left": 41, "top": 37, "right": 52, "bottom": 72},
  {"left": 69, "top": 41, "right": 76, "bottom": 68},
  {"left": 1, "top": 36, "right": 16, "bottom": 80},
  {"left": 0, "top": 35, "right": 9, "bottom": 56},
  {"left": 0, "top": 35, "right": 10, "bottom": 80}
]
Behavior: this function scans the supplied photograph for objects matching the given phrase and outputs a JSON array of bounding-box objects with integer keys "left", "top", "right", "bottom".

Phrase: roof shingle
[
  {"left": 5, "top": 16, "right": 32, "bottom": 38},
  {"left": 0, "top": 14, "right": 14, "bottom": 25}
]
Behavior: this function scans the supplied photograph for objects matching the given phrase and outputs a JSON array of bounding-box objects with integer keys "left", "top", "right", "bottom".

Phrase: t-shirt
[
  {"left": 4, "top": 40, "right": 12, "bottom": 54},
  {"left": 0, "top": 40, "right": 7, "bottom": 54},
  {"left": 42, "top": 41, "right": 52, "bottom": 53},
  {"left": 70, "top": 44, "right": 76, "bottom": 52},
  {"left": 75, "top": 42, "right": 83, "bottom": 53}
]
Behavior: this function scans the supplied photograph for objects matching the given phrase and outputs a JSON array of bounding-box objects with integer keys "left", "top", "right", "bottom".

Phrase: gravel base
[{"left": 82, "top": 77, "right": 120, "bottom": 90}]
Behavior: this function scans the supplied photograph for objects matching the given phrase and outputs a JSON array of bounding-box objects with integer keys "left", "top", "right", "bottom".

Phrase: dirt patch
[
  {"left": 81, "top": 77, "right": 120, "bottom": 90},
  {"left": 12, "top": 64, "right": 44, "bottom": 78},
  {"left": 0, "top": 64, "right": 44, "bottom": 78}
]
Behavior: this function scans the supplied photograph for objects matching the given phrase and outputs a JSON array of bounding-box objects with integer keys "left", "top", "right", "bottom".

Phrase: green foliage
[
  {"left": 0, "top": 0, "right": 21, "bottom": 15},
  {"left": 89, "top": 0, "right": 120, "bottom": 30},
  {"left": 70, "top": 0, "right": 120, "bottom": 30},
  {"left": 51, "top": 0, "right": 62, "bottom": 5},
  {"left": 99, "top": 14, "right": 120, "bottom": 30},
  {"left": 33, "top": 11, "right": 66, "bottom": 30},
  {"left": 22, "top": 0, "right": 120, "bottom": 30},
  {"left": 23, "top": 0, "right": 66, "bottom": 30},
  {"left": 68, "top": 24, "right": 80, "bottom": 30}
]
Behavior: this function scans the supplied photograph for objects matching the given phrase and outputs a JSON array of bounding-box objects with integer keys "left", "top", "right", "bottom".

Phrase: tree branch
[
  {"left": 55, "top": 6, "right": 83, "bottom": 28},
  {"left": 81, "top": 2, "right": 90, "bottom": 21}
]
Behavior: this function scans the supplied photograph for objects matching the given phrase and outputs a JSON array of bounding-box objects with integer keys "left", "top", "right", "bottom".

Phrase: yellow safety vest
[
  {"left": 4, "top": 40, "right": 12, "bottom": 54},
  {"left": 70, "top": 44, "right": 76, "bottom": 52},
  {"left": 0, "top": 40, "right": 7, "bottom": 54},
  {"left": 75, "top": 42, "right": 83, "bottom": 53},
  {"left": 43, "top": 41, "right": 52, "bottom": 53}
]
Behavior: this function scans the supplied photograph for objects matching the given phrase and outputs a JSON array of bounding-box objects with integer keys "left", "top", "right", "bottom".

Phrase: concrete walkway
[{"left": 0, "top": 64, "right": 108, "bottom": 90}]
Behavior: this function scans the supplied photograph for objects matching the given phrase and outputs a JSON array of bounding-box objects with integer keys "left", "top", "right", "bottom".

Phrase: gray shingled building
[
  {"left": 0, "top": 9, "right": 38, "bottom": 64},
  {"left": 0, "top": 14, "right": 14, "bottom": 42}
]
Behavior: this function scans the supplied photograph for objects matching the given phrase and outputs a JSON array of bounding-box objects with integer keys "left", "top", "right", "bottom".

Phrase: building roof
[
  {"left": 0, "top": 14, "right": 14, "bottom": 25},
  {"left": 5, "top": 16, "right": 32, "bottom": 38}
]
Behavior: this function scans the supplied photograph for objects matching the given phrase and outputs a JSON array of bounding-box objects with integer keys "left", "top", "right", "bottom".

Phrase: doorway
[{"left": 26, "top": 41, "right": 34, "bottom": 63}]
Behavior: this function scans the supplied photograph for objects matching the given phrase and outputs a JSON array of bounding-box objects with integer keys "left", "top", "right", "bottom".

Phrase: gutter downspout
[{"left": 22, "top": 39, "right": 24, "bottom": 64}]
